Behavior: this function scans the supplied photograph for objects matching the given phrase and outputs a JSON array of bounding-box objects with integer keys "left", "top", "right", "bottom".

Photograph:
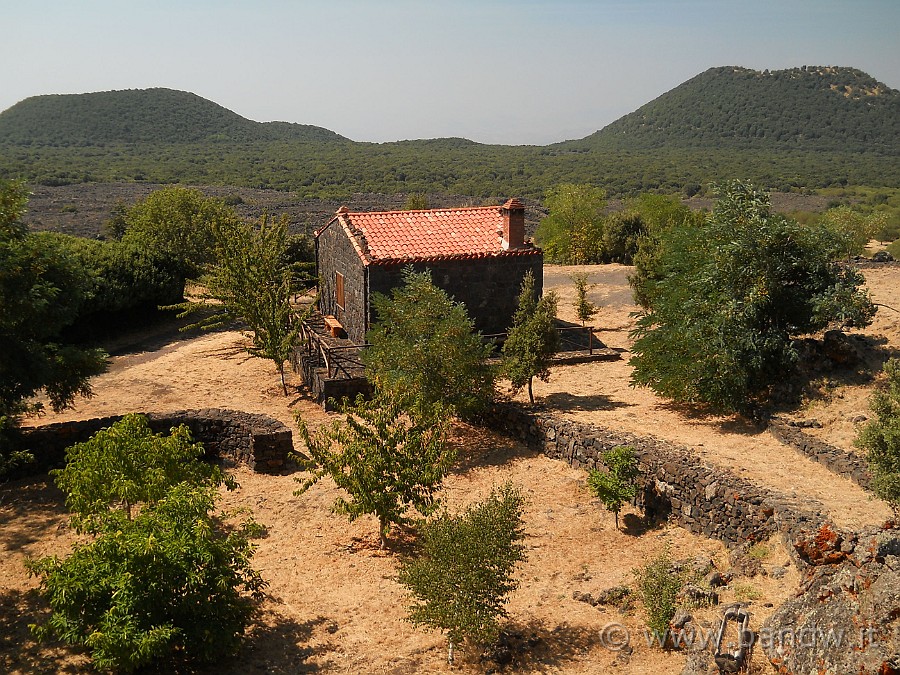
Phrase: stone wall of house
[
  {"left": 316, "top": 221, "right": 368, "bottom": 343},
  {"left": 14, "top": 409, "right": 294, "bottom": 478},
  {"left": 482, "top": 403, "right": 830, "bottom": 565},
  {"left": 369, "top": 252, "right": 544, "bottom": 337}
]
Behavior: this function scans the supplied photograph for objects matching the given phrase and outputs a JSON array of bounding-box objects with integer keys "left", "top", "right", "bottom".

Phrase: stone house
[{"left": 315, "top": 198, "right": 543, "bottom": 344}]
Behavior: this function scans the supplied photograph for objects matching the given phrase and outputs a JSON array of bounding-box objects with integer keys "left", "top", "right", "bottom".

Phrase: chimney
[{"left": 500, "top": 198, "right": 525, "bottom": 250}]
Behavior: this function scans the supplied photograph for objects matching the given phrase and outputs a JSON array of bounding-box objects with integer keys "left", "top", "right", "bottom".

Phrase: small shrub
[
  {"left": 732, "top": 582, "right": 762, "bottom": 602},
  {"left": 748, "top": 543, "right": 770, "bottom": 560},
  {"left": 398, "top": 483, "right": 527, "bottom": 665},
  {"left": 28, "top": 417, "right": 264, "bottom": 672},
  {"left": 587, "top": 446, "right": 640, "bottom": 529},
  {"left": 634, "top": 548, "right": 685, "bottom": 645},
  {"left": 28, "top": 485, "right": 267, "bottom": 672},
  {"left": 856, "top": 357, "right": 900, "bottom": 516}
]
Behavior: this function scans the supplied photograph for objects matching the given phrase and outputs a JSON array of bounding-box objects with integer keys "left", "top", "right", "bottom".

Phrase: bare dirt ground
[{"left": 2, "top": 261, "right": 896, "bottom": 673}]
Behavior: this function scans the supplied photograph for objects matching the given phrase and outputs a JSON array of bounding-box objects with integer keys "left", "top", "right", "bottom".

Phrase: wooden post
[{"left": 588, "top": 326, "right": 593, "bottom": 355}]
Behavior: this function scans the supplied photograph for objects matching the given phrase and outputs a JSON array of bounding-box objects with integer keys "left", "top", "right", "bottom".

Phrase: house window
[{"left": 335, "top": 272, "right": 345, "bottom": 310}]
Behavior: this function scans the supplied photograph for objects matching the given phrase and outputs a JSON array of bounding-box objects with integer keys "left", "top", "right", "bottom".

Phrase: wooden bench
[{"left": 323, "top": 315, "right": 346, "bottom": 338}]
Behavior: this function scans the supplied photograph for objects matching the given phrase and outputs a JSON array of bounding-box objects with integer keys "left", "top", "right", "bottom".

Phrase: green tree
[
  {"left": 28, "top": 483, "right": 266, "bottom": 672},
  {"left": 629, "top": 181, "right": 876, "bottom": 413},
  {"left": 362, "top": 268, "right": 494, "bottom": 420},
  {"left": 602, "top": 211, "right": 646, "bottom": 264},
  {"left": 397, "top": 482, "right": 527, "bottom": 665},
  {"left": 121, "top": 186, "right": 241, "bottom": 280},
  {"left": 28, "top": 417, "right": 264, "bottom": 671},
  {"left": 502, "top": 271, "right": 559, "bottom": 404},
  {"left": 173, "top": 213, "right": 312, "bottom": 395},
  {"left": 0, "top": 179, "right": 106, "bottom": 474},
  {"left": 856, "top": 358, "right": 900, "bottom": 516},
  {"left": 587, "top": 446, "right": 640, "bottom": 529},
  {"left": 403, "top": 192, "right": 429, "bottom": 210},
  {"left": 535, "top": 184, "right": 606, "bottom": 264},
  {"left": 572, "top": 271, "right": 597, "bottom": 326},
  {"left": 820, "top": 205, "right": 887, "bottom": 260},
  {"left": 627, "top": 194, "right": 704, "bottom": 310},
  {"left": 52, "top": 413, "right": 233, "bottom": 530},
  {"left": 294, "top": 395, "right": 455, "bottom": 548}
]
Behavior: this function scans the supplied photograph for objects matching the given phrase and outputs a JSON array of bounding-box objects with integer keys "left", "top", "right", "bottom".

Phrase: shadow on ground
[
  {"left": 0, "top": 587, "right": 89, "bottom": 674},
  {"left": 0, "top": 475, "right": 68, "bottom": 554},
  {"left": 483, "top": 618, "right": 600, "bottom": 672},
  {"left": 450, "top": 423, "right": 542, "bottom": 476},
  {"left": 208, "top": 612, "right": 338, "bottom": 674},
  {"left": 541, "top": 392, "right": 633, "bottom": 413}
]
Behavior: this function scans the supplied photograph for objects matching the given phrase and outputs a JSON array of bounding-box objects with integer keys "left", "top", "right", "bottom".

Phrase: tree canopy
[
  {"left": 629, "top": 181, "right": 876, "bottom": 413},
  {"left": 362, "top": 268, "right": 494, "bottom": 421},
  {"left": 502, "top": 271, "right": 560, "bottom": 404},
  {"left": 121, "top": 186, "right": 242, "bottom": 279},
  {"left": 534, "top": 183, "right": 607, "bottom": 264},
  {"left": 0, "top": 180, "right": 107, "bottom": 474},
  {"left": 397, "top": 482, "right": 527, "bottom": 665}
]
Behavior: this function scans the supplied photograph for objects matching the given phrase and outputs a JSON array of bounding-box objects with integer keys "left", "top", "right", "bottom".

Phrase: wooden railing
[{"left": 297, "top": 320, "right": 368, "bottom": 380}]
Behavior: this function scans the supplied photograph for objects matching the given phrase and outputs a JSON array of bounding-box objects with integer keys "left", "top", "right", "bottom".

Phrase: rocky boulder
[{"left": 761, "top": 524, "right": 900, "bottom": 674}]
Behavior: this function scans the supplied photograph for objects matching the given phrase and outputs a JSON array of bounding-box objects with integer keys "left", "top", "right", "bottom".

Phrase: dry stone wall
[
  {"left": 16, "top": 409, "right": 293, "bottom": 478},
  {"left": 768, "top": 417, "right": 872, "bottom": 489},
  {"left": 483, "top": 403, "right": 829, "bottom": 565}
]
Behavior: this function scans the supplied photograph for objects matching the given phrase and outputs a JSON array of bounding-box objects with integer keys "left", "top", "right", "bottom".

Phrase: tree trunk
[
  {"left": 379, "top": 517, "right": 388, "bottom": 550},
  {"left": 614, "top": 510, "right": 619, "bottom": 530},
  {"left": 448, "top": 639, "right": 455, "bottom": 665},
  {"left": 527, "top": 377, "right": 534, "bottom": 404},
  {"left": 279, "top": 363, "right": 288, "bottom": 396}
]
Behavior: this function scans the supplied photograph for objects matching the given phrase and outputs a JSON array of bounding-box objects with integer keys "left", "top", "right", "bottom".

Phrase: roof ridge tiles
[{"left": 341, "top": 204, "right": 502, "bottom": 217}]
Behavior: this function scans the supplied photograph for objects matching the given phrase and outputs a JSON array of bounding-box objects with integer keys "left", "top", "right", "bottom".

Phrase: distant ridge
[
  {"left": 0, "top": 87, "right": 347, "bottom": 145},
  {"left": 1, "top": 67, "right": 897, "bottom": 195},
  {"left": 569, "top": 66, "right": 900, "bottom": 154}
]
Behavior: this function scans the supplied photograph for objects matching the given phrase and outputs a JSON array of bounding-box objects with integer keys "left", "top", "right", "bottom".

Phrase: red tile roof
[{"left": 319, "top": 201, "right": 540, "bottom": 266}]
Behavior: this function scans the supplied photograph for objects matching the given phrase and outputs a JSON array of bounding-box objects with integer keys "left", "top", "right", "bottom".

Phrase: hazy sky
[{"left": 3, "top": 0, "right": 898, "bottom": 145}]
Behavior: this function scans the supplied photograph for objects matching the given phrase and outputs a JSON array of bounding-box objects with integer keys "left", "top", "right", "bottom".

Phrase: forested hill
[
  {"left": 1, "top": 68, "right": 899, "bottom": 196},
  {"left": 0, "top": 88, "right": 347, "bottom": 145},
  {"left": 570, "top": 66, "right": 900, "bottom": 154}
]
